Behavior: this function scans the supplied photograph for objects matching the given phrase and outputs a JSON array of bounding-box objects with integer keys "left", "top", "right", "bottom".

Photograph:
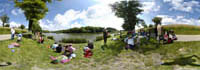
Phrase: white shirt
[
  {"left": 125, "top": 37, "right": 134, "bottom": 45},
  {"left": 11, "top": 28, "right": 15, "bottom": 34}
]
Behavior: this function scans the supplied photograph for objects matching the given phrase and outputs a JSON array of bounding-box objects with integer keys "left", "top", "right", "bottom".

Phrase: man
[
  {"left": 157, "top": 23, "right": 162, "bottom": 43},
  {"left": 11, "top": 27, "right": 15, "bottom": 40},
  {"left": 103, "top": 28, "right": 108, "bottom": 45}
]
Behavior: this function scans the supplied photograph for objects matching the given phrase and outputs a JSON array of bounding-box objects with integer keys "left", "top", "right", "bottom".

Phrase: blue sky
[{"left": 0, "top": 0, "right": 200, "bottom": 31}]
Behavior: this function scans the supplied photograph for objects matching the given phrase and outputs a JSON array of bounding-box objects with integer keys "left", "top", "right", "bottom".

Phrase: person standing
[
  {"left": 103, "top": 29, "right": 108, "bottom": 45},
  {"left": 157, "top": 23, "right": 162, "bottom": 44},
  {"left": 11, "top": 27, "right": 15, "bottom": 40}
]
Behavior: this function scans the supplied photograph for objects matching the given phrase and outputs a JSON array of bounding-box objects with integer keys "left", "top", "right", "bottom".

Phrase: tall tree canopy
[
  {"left": 0, "top": 14, "right": 9, "bottom": 27},
  {"left": 111, "top": 0, "right": 143, "bottom": 31},
  {"left": 152, "top": 17, "right": 162, "bottom": 26},
  {"left": 14, "top": 0, "right": 61, "bottom": 31}
]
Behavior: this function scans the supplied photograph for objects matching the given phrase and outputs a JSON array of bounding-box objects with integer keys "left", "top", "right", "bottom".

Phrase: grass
[
  {"left": 0, "top": 27, "right": 28, "bottom": 34},
  {"left": 1, "top": 34, "right": 200, "bottom": 70},
  {"left": 163, "top": 24, "right": 200, "bottom": 35}
]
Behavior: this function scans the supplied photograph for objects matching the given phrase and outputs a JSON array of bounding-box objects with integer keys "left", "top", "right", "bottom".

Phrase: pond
[{"left": 44, "top": 33, "right": 103, "bottom": 42}]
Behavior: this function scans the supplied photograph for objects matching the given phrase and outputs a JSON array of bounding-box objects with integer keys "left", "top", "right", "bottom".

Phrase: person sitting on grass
[
  {"left": 38, "top": 35, "right": 44, "bottom": 44},
  {"left": 163, "top": 31, "right": 169, "bottom": 44},
  {"left": 124, "top": 35, "right": 135, "bottom": 50},
  {"left": 50, "top": 55, "right": 70, "bottom": 64},
  {"left": 171, "top": 30, "right": 177, "bottom": 40},
  {"left": 83, "top": 42, "right": 93, "bottom": 58},
  {"left": 51, "top": 42, "right": 58, "bottom": 51},
  {"left": 63, "top": 44, "right": 76, "bottom": 59},
  {"left": 17, "top": 33, "right": 22, "bottom": 42},
  {"left": 56, "top": 44, "right": 63, "bottom": 53}
]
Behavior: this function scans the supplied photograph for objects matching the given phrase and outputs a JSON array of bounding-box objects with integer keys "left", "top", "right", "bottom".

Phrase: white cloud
[
  {"left": 11, "top": 9, "right": 24, "bottom": 16},
  {"left": 156, "top": 15, "right": 200, "bottom": 25},
  {"left": 0, "top": 20, "right": 2, "bottom": 26},
  {"left": 40, "top": 0, "right": 124, "bottom": 31},
  {"left": 164, "top": 0, "right": 200, "bottom": 12},
  {"left": 9, "top": 21, "right": 21, "bottom": 28},
  {"left": 141, "top": 1, "right": 160, "bottom": 14}
]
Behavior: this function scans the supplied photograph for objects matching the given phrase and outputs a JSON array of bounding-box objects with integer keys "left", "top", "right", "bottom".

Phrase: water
[{"left": 44, "top": 33, "right": 103, "bottom": 42}]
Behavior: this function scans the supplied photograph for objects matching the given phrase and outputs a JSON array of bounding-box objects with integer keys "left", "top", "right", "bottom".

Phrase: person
[
  {"left": 17, "top": 33, "right": 22, "bottom": 42},
  {"left": 56, "top": 44, "right": 62, "bottom": 53},
  {"left": 157, "top": 23, "right": 162, "bottom": 44},
  {"left": 63, "top": 44, "right": 76, "bottom": 59},
  {"left": 103, "top": 29, "right": 108, "bottom": 45},
  {"left": 38, "top": 35, "right": 44, "bottom": 44},
  {"left": 52, "top": 42, "right": 58, "bottom": 51},
  {"left": 83, "top": 46, "right": 93, "bottom": 58},
  {"left": 10, "top": 27, "right": 15, "bottom": 40},
  {"left": 50, "top": 55, "right": 70, "bottom": 64},
  {"left": 163, "top": 31, "right": 169, "bottom": 44},
  {"left": 88, "top": 41, "right": 94, "bottom": 49},
  {"left": 171, "top": 30, "right": 177, "bottom": 40},
  {"left": 124, "top": 35, "right": 135, "bottom": 50}
]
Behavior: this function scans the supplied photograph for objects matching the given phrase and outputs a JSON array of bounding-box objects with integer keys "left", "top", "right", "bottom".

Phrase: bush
[
  {"left": 96, "top": 35, "right": 111, "bottom": 41},
  {"left": 47, "top": 36, "right": 54, "bottom": 40},
  {"left": 61, "top": 38, "right": 87, "bottom": 43},
  {"left": 23, "top": 33, "right": 33, "bottom": 39}
]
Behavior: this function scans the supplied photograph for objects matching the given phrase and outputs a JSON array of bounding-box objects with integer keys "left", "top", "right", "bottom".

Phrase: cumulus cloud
[
  {"left": 164, "top": 0, "right": 200, "bottom": 12},
  {"left": 157, "top": 15, "right": 200, "bottom": 25},
  {"left": 141, "top": 1, "right": 160, "bottom": 14},
  {"left": 11, "top": 9, "right": 24, "bottom": 16},
  {"left": 9, "top": 21, "right": 21, "bottom": 28},
  {"left": 40, "top": 0, "right": 124, "bottom": 31}
]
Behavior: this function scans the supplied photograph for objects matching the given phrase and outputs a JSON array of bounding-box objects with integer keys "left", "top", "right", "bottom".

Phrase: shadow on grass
[{"left": 162, "top": 55, "right": 200, "bottom": 67}]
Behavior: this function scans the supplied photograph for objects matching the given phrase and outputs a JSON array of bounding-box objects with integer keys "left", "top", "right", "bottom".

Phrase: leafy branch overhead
[{"left": 111, "top": 0, "right": 143, "bottom": 31}]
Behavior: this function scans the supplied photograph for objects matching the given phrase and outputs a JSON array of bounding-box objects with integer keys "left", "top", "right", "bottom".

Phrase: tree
[
  {"left": 0, "top": 14, "right": 9, "bottom": 27},
  {"left": 14, "top": 0, "right": 61, "bottom": 31},
  {"left": 32, "top": 21, "right": 42, "bottom": 33},
  {"left": 5, "top": 24, "right": 10, "bottom": 27},
  {"left": 111, "top": 0, "right": 143, "bottom": 31},
  {"left": 20, "top": 24, "right": 25, "bottom": 30},
  {"left": 152, "top": 17, "right": 162, "bottom": 26}
]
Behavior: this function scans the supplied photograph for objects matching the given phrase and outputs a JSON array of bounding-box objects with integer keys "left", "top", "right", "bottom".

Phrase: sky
[{"left": 0, "top": 0, "right": 200, "bottom": 31}]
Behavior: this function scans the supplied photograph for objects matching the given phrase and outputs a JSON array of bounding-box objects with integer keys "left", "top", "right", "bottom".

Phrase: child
[
  {"left": 17, "top": 33, "right": 22, "bottom": 42},
  {"left": 124, "top": 35, "right": 135, "bottom": 50},
  {"left": 83, "top": 43, "right": 93, "bottom": 58},
  {"left": 56, "top": 44, "right": 62, "bottom": 53},
  {"left": 38, "top": 35, "right": 44, "bottom": 44}
]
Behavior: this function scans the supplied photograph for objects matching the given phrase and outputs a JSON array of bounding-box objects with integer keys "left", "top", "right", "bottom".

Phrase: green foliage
[
  {"left": 0, "top": 27, "right": 28, "bottom": 34},
  {"left": 163, "top": 24, "right": 200, "bottom": 35},
  {"left": 152, "top": 17, "right": 162, "bottom": 26},
  {"left": 61, "top": 38, "right": 88, "bottom": 43},
  {"left": 96, "top": 35, "right": 111, "bottom": 41},
  {"left": 14, "top": 0, "right": 61, "bottom": 31},
  {"left": 5, "top": 24, "right": 10, "bottom": 27},
  {"left": 47, "top": 36, "right": 54, "bottom": 40},
  {"left": 23, "top": 33, "right": 33, "bottom": 39},
  {"left": 0, "top": 14, "right": 9, "bottom": 27},
  {"left": 32, "top": 21, "right": 42, "bottom": 33},
  {"left": 55, "top": 26, "right": 117, "bottom": 33},
  {"left": 20, "top": 24, "right": 25, "bottom": 30},
  {"left": 111, "top": 0, "right": 143, "bottom": 31}
]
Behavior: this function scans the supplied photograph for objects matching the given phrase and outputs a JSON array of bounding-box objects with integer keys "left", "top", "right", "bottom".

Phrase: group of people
[
  {"left": 11, "top": 27, "right": 23, "bottom": 42},
  {"left": 50, "top": 43, "right": 76, "bottom": 64}
]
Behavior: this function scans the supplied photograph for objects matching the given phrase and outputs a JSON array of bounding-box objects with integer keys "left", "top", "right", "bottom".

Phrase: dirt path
[
  {"left": 177, "top": 35, "right": 200, "bottom": 42},
  {"left": 0, "top": 34, "right": 10, "bottom": 41}
]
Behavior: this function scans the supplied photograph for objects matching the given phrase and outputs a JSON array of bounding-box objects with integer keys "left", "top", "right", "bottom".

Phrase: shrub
[
  {"left": 23, "top": 33, "right": 33, "bottom": 39},
  {"left": 47, "top": 36, "right": 54, "bottom": 40},
  {"left": 61, "top": 38, "right": 87, "bottom": 43},
  {"left": 96, "top": 35, "right": 111, "bottom": 41}
]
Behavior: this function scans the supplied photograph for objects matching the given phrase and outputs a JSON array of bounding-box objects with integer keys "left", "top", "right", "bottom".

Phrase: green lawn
[
  {"left": 0, "top": 27, "right": 27, "bottom": 34},
  {"left": 163, "top": 24, "right": 200, "bottom": 35},
  {"left": 0, "top": 35, "right": 200, "bottom": 70}
]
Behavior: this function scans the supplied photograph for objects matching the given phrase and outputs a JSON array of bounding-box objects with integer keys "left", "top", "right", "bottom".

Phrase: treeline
[{"left": 53, "top": 26, "right": 117, "bottom": 33}]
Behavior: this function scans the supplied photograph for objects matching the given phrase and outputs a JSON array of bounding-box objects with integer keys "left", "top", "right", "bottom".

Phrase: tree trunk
[
  {"left": 28, "top": 20, "right": 33, "bottom": 31},
  {"left": 2, "top": 23, "right": 4, "bottom": 27}
]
